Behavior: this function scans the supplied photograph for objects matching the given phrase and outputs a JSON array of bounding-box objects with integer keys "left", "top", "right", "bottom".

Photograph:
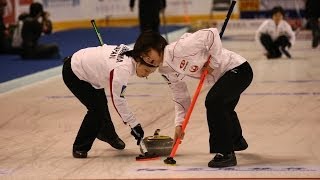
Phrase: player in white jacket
[
  {"left": 62, "top": 44, "right": 157, "bottom": 158},
  {"left": 127, "top": 29, "right": 253, "bottom": 167},
  {"left": 255, "top": 6, "right": 295, "bottom": 59}
]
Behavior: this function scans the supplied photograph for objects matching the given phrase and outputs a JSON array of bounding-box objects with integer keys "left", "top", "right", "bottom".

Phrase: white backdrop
[
  {"left": 28, "top": 0, "right": 238, "bottom": 22},
  {"left": 11, "top": 0, "right": 305, "bottom": 23}
]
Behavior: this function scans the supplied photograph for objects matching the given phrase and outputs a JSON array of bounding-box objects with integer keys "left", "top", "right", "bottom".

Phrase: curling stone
[{"left": 140, "top": 129, "right": 173, "bottom": 156}]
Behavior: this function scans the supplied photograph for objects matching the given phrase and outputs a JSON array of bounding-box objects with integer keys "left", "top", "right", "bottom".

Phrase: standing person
[
  {"left": 62, "top": 43, "right": 157, "bottom": 158},
  {"left": 129, "top": 0, "right": 166, "bottom": 33},
  {"left": 305, "top": 0, "right": 320, "bottom": 48},
  {"left": 127, "top": 29, "right": 253, "bottom": 168},
  {"left": 255, "top": 6, "right": 295, "bottom": 59},
  {"left": 20, "top": 2, "right": 59, "bottom": 59}
]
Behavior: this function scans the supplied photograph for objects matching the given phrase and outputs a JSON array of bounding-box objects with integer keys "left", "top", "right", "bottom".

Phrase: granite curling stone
[{"left": 140, "top": 129, "right": 173, "bottom": 156}]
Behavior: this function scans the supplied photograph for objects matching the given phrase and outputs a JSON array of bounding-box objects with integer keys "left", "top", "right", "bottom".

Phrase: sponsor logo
[
  {"left": 180, "top": 60, "right": 186, "bottom": 68},
  {"left": 179, "top": 60, "right": 189, "bottom": 71},
  {"left": 189, "top": 65, "right": 199, "bottom": 72},
  {"left": 42, "top": 0, "right": 80, "bottom": 7},
  {"left": 109, "top": 45, "right": 129, "bottom": 63}
]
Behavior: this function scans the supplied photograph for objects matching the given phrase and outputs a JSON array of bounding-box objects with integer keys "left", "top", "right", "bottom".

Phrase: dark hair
[
  {"left": 30, "top": 2, "right": 43, "bottom": 17},
  {"left": 271, "top": 6, "right": 285, "bottom": 16},
  {"left": 122, "top": 31, "right": 168, "bottom": 63}
]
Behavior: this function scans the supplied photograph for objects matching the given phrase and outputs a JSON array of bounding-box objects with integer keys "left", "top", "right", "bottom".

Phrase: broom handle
[
  {"left": 91, "top": 20, "right": 104, "bottom": 45},
  {"left": 169, "top": 56, "right": 210, "bottom": 157}
]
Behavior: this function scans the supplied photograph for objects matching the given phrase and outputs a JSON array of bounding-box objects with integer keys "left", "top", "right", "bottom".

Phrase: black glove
[{"left": 130, "top": 124, "right": 144, "bottom": 145}]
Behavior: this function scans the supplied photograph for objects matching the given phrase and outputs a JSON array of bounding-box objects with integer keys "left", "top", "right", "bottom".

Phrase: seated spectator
[
  {"left": 20, "top": 2, "right": 60, "bottom": 59},
  {"left": 255, "top": 6, "right": 295, "bottom": 59}
]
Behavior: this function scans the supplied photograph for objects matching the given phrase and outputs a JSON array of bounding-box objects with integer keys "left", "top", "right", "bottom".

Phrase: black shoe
[
  {"left": 208, "top": 152, "right": 237, "bottom": 168},
  {"left": 266, "top": 53, "right": 281, "bottom": 59},
  {"left": 97, "top": 135, "right": 126, "bottom": 150},
  {"left": 280, "top": 47, "right": 291, "bottom": 58},
  {"left": 72, "top": 150, "right": 87, "bottom": 158},
  {"left": 233, "top": 137, "right": 248, "bottom": 151}
]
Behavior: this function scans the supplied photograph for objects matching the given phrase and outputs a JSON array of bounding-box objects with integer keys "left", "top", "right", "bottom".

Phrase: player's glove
[{"left": 130, "top": 124, "right": 144, "bottom": 145}]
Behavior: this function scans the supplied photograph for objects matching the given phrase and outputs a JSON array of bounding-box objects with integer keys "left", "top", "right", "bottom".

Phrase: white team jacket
[
  {"left": 71, "top": 44, "right": 139, "bottom": 128},
  {"left": 159, "top": 28, "right": 247, "bottom": 126},
  {"left": 255, "top": 19, "right": 296, "bottom": 48}
]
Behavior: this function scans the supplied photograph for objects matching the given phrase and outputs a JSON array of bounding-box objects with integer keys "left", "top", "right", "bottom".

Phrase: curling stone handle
[{"left": 153, "top": 129, "right": 160, "bottom": 136}]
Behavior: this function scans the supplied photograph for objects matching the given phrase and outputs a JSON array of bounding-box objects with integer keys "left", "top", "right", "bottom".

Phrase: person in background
[
  {"left": 129, "top": 0, "right": 166, "bottom": 33},
  {"left": 255, "top": 6, "right": 295, "bottom": 59},
  {"left": 20, "top": 2, "right": 59, "bottom": 59},
  {"left": 305, "top": 0, "right": 320, "bottom": 48}
]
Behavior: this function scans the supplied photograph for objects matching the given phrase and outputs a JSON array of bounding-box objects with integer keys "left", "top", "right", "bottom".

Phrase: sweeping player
[
  {"left": 62, "top": 44, "right": 157, "bottom": 158},
  {"left": 126, "top": 29, "right": 253, "bottom": 167}
]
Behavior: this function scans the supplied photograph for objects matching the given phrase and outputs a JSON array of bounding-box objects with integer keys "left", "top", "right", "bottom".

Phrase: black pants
[
  {"left": 139, "top": 11, "right": 160, "bottom": 32},
  {"left": 308, "top": 18, "right": 320, "bottom": 47},
  {"left": 205, "top": 61, "right": 253, "bottom": 153},
  {"left": 62, "top": 57, "right": 119, "bottom": 152},
  {"left": 260, "top": 34, "right": 290, "bottom": 59}
]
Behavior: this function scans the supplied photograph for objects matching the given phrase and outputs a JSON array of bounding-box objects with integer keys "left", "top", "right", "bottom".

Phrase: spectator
[
  {"left": 20, "top": 2, "right": 59, "bottom": 59},
  {"left": 255, "top": 6, "right": 295, "bottom": 59},
  {"left": 130, "top": 0, "right": 166, "bottom": 33}
]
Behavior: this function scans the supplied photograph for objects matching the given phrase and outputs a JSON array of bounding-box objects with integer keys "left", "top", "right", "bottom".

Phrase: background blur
[{"left": 3, "top": 0, "right": 305, "bottom": 31}]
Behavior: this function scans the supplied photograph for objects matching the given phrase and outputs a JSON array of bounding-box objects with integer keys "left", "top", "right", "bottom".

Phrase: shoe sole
[{"left": 208, "top": 161, "right": 237, "bottom": 168}]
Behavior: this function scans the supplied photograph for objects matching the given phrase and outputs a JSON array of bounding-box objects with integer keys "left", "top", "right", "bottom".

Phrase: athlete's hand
[
  {"left": 173, "top": 126, "right": 185, "bottom": 146},
  {"left": 130, "top": 124, "right": 144, "bottom": 145}
]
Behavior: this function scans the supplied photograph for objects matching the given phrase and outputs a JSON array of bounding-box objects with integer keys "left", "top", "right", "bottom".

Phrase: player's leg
[
  {"left": 205, "top": 62, "right": 253, "bottom": 168},
  {"left": 309, "top": 17, "right": 320, "bottom": 48},
  {"left": 225, "top": 95, "right": 248, "bottom": 151},
  {"left": 260, "top": 33, "right": 281, "bottom": 59},
  {"left": 62, "top": 57, "right": 108, "bottom": 158},
  {"left": 96, "top": 91, "right": 125, "bottom": 150},
  {"left": 275, "top": 35, "right": 292, "bottom": 58}
]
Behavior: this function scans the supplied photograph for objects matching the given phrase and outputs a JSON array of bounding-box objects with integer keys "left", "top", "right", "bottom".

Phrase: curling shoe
[
  {"left": 72, "top": 150, "right": 87, "bottom": 158},
  {"left": 208, "top": 152, "right": 237, "bottom": 168},
  {"left": 233, "top": 137, "right": 248, "bottom": 151},
  {"left": 97, "top": 135, "right": 125, "bottom": 150}
]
